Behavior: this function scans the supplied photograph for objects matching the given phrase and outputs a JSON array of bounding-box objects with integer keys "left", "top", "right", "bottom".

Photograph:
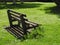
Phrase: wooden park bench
[{"left": 5, "top": 10, "right": 40, "bottom": 39}]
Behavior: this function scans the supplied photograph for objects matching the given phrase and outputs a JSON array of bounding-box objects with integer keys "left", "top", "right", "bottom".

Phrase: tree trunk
[
  {"left": 13, "top": 0, "right": 16, "bottom": 4},
  {"left": 4, "top": 0, "right": 7, "bottom": 4},
  {"left": 20, "top": 0, "right": 24, "bottom": 4},
  {"left": 54, "top": 0, "right": 60, "bottom": 6}
]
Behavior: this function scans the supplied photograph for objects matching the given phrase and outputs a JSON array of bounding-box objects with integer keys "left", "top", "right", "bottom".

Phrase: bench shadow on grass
[
  {"left": 44, "top": 6, "right": 60, "bottom": 18},
  {"left": 0, "top": 3, "right": 42, "bottom": 9}
]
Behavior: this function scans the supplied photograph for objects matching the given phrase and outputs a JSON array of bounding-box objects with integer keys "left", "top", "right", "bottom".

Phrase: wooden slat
[
  {"left": 12, "top": 26, "right": 24, "bottom": 35},
  {"left": 10, "top": 27, "right": 23, "bottom": 38},
  {"left": 9, "top": 10, "right": 22, "bottom": 15},
  {"left": 11, "top": 15, "right": 21, "bottom": 21},
  {"left": 5, "top": 25, "right": 25, "bottom": 38},
  {"left": 6, "top": 27, "right": 18, "bottom": 38},
  {"left": 25, "top": 21, "right": 39, "bottom": 27},
  {"left": 25, "top": 21, "right": 39, "bottom": 25},
  {"left": 6, "top": 27, "right": 21, "bottom": 38},
  {"left": 10, "top": 13, "right": 20, "bottom": 18},
  {"left": 9, "top": 10, "right": 26, "bottom": 17}
]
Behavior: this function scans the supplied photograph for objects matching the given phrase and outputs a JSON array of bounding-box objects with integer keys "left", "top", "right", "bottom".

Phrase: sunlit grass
[{"left": 0, "top": 2, "right": 60, "bottom": 45}]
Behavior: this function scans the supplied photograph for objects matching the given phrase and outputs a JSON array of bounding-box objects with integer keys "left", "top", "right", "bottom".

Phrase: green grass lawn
[{"left": 0, "top": 2, "right": 60, "bottom": 45}]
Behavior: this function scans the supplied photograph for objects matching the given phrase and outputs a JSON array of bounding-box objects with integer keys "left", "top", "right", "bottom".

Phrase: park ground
[{"left": 0, "top": 2, "right": 60, "bottom": 45}]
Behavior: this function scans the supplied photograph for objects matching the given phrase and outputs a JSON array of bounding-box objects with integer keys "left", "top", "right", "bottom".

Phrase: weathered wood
[
  {"left": 5, "top": 25, "right": 24, "bottom": 39},
  {"left": 6, "top": 10, "right": 40, "bottom": 39}
]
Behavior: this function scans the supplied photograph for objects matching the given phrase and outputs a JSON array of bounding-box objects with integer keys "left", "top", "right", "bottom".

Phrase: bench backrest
[{"left": 7, "top": 10, "right": 28, "bottom": 33}]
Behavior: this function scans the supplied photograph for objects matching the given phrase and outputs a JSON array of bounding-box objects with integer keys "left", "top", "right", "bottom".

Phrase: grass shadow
[
  {"left": 44, "top": 6, "right": 60, "bottom": 18},
  {"left": 0, "top": 3, "right": 42, "bottom": 9}
]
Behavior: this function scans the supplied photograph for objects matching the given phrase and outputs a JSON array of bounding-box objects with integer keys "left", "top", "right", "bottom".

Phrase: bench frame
[{"left": 6, "top": 10, "right": 39, "bottom": 38}]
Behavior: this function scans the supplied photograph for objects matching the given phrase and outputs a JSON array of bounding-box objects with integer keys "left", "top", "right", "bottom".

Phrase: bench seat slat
[
  {"left": 5, "top": 25, "right": 24, "bottom": 38},
  {"left": 6, "top": 27, "right": 22, "bottom": 38}
]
